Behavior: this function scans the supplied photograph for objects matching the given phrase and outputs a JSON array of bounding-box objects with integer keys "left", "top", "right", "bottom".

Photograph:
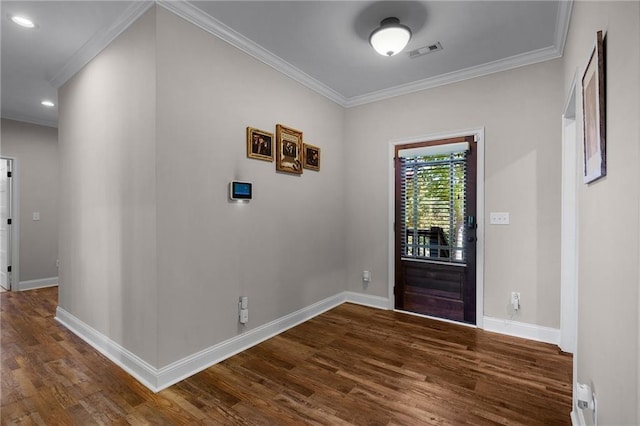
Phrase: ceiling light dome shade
[{"left": 370, "top": 17, "right": 412, "bottom": 57}]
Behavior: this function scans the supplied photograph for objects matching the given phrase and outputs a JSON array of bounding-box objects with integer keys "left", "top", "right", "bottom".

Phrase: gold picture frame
[
  {"left": 303, "top": 143, "right": 320, "bottom": 171},
  {"left": 246, "top": 127, "right": 274, "bottom": 162},
  {"left": 582, "top": 30, "right": 606, "bottom": 184},
  {"left": 276, "top": 124, "right": 303, "bottom": 174}
]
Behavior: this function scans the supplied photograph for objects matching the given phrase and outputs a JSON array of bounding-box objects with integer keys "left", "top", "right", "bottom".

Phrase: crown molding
[
  {"left": 46, "top": 0, "right": 574, "bottom": 109},
  {"left": 1, "top": 112, "right": 58, "bottom": 128},
  {"left": 160, "top": 0, "right": 571, "bottom": 109},
  {"left": 156, "top": 0, "right": 347, "bottom": 107},
  {"left": 344, "top": 44, "right": 563, "bottom": 107},
  {"left": 346, "top": 1, "right": 572, "bottom": 106},
  {"left": 554, "top": 0, "right": 574, "bottom": 57},
  {"left": 49, "top": 1, "right": 154, "bottom": 89}
]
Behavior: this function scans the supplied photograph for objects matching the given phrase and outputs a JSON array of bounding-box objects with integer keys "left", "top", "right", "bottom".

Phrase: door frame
[
  {"left": 562, "top": 70, "right": 580, "bottom": 420},
  {"left": 560, "top": 71, "right": 579, "bottom": 355},
  {"left": 1, "top": 156, "right": 19, "bottom": 290},
  {"left": 388, "top": 128, "right": 485, "bottom": 328}
]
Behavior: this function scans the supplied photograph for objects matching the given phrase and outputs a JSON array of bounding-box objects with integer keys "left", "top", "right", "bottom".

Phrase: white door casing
[{"left": 0, "top": 158, "right": 13, "bottom": 290}]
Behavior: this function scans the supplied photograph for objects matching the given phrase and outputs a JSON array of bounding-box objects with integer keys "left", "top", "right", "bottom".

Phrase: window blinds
[{"left": 399, "top": 146, "right": 468, "bottom": 263}]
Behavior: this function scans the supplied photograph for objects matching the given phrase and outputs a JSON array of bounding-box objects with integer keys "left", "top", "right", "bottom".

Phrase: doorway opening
[{"left": 388, "top": 129, "right": 484, "bottom": 326}]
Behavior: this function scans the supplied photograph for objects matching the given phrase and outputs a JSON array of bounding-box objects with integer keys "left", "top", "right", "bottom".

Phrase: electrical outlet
[
  {"left": 56, "top": 259, "right": 60, "bottom": 268},
  {"left": 363, "top": 270, "right": 370, "bottom": 283},
  {"left": 510, "top": 292, "right": 520, "bottom": 310},
  {"left": 239, "top": 296, "right": 249, "bottom": 324}
]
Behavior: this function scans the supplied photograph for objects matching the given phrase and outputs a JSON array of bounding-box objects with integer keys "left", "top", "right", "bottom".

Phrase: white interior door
[{"left": 0, "top": 158, "right": 12, "bottom": 290}]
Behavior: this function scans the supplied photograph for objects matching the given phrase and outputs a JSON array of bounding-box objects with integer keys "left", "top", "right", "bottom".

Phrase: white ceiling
[{"left": 0, "top": 0, "right": 572, "bottom": 128}]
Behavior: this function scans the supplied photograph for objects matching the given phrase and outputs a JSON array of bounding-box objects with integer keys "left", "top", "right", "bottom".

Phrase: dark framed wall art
[
  {"left": 275, "top": 124, "right": 303, "bottom": 174},
  {"left": 303, "top": 143, "right": 320, "bottom": 171},
  {"left": 582, "top": 30, "right": 606, "bottom": 184},
  {"left": 246, "top": 127, "right": 274, "bottom": 162}
]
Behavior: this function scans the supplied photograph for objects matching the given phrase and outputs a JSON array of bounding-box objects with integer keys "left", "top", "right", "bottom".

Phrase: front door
[{"left": 394, "top": 136, "right": 477, "bottom": 324}]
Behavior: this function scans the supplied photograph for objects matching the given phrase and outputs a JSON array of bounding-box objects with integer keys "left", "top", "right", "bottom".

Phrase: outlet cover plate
[{"left": 490, "top": 212, "right": 510, "bottom": 225}]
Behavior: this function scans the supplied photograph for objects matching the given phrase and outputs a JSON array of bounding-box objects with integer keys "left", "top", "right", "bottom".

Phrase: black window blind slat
[{"left": 400, "top": 151, "right": 467, "bottom": 262}]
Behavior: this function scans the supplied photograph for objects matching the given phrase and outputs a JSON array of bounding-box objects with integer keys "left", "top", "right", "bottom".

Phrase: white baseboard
[
  {"left": 19, "top": 277, "right": 58, "bottom": 291},
  {"left": 56, "top": 291, "right": 351, "bottom": 392},
  {"left": 156, "top": 292, "right": 390, "bottom": 389},
  {"left": 57, "top": 291, "right": 566, "bottom": 394},
  {"left": 571, "top": 409, "right": 585, "bottom": 426},
  {"left": 55, "top": 307, "right": 159, "bottom": 391},
  {"left": 344, "top": 291, "right": 391, "bottom": 310},
  {"left": 155, "top": 292, "right": 346, "bottom": 391},
  {"left": 483, "top": 316, "right": 560, "bottom": 345}
]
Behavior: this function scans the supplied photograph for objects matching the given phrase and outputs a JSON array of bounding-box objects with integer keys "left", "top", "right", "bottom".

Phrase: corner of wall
[{"left": 57, "top": 5, "right": 159, "bottom": 367}]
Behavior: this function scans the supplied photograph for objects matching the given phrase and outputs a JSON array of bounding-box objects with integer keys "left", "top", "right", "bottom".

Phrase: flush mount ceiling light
[
  {"left": 41, "top": 100, "right": 55, "bottom": 107},
  {"left": 10, "top": 15, "right": 36, "bottom": 29},
  {"left": 369, "top": 17, "right": 412, "bottom": 57}
]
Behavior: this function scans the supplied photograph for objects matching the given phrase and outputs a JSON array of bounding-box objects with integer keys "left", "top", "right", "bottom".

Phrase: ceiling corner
[
  {"left": 344, "top": 45, "right": 563, "bottom": 108},
  {"left": 48, "top": 1, "right": 155, "bottom": 89},
  {"left": 554, "top": 0, "right": 574, "bottom": 57},
  {"left": 1, "top": 112, "right": 58, "bottom": 129},
  {"left": 157, "top": 0, "right": 347, "bottom": 107}
]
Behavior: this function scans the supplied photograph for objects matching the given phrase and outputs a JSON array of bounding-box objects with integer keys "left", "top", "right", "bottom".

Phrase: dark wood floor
[{"left": 1, "top": 287, "right": 572, "bottom": 425}]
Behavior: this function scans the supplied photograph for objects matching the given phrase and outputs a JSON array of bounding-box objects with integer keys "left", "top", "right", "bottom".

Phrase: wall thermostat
[{"left": 229, "top": 181, "right": 252, "bottom": 201}]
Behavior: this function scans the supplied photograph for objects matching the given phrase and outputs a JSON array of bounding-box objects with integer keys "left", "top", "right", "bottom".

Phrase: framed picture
[
  {"left": 246, "top": 127, "right": 274, "bottom": 162},
  {"left": 303, "top": 143, "right": 320, "bottom": 171},
  {"left": 582, "top": 30, "right": 606, "bottom": 184},
  {"left": 276, "top": 124, "right": 303, "bottom": 174}
]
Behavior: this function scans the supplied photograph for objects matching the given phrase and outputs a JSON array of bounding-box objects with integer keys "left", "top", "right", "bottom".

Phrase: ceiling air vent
[{"left": 408, "top": 42, "right": 443, "bottom": 59}]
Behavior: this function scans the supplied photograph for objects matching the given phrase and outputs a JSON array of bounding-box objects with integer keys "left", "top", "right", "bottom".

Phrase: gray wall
[
  {"left": 58, "top": 8, "right": 158, "bottom": 365},
  {"left": 56, "top": 6, "right": 640, "bottom": 422},
  {"left": 58, "top": 6, "right": 347, "bottom": 369},
  {"left": 154, "top": 7, "right": 347, "bottom": 366},
  {"left": 1, "top": 118, "right": 59, "bottom": 283},
  {"left": 562, "top": 2, "right": 640, "bottom": 424},
  {"left": 344, "top": 59, "right": 564, "bottom": 328}
]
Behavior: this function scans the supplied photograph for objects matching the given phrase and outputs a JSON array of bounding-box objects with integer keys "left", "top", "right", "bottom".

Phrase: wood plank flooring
[{"left": 1, "top": 287, "right": 572, "bottom": 425}]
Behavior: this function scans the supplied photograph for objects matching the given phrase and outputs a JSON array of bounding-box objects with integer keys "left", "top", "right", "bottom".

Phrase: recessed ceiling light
[
  {"left": 41, "top": 100, "right": 55, "bottom": 107},
  {"left": 10, "top": 15, "right": 36, "bottom": 29}
]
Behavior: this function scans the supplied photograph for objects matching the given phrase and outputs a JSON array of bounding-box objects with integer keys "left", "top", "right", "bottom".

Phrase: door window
[{"left": 398, "top": 144, "right": 469, "bottom": 263}]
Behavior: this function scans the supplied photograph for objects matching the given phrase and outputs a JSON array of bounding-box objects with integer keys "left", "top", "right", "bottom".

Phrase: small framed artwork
[
  {"left": 582, "top": 30, "right": 606, "bottom": 184},
  {"left": 303, "top": 143, "right": 320, "bottom": 171},
  {"left": 246, "top": 127, "right": 274, "bottom": 162},
  {"left": 276, "top": 124, "right": 303, "bottom": 174}
]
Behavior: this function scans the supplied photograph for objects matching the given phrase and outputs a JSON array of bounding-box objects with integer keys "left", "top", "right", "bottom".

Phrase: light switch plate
[
  {"left": 32, "top": 212, "right": 40, "bottom": 221},
  {"left": 490, "top": 212, "right": 510, "bottom": 225}
]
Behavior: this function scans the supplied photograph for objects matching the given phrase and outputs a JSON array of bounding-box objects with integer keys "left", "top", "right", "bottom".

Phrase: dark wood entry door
[{"left": 394, "top": 136, "right": 477, "bottom": 324}]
